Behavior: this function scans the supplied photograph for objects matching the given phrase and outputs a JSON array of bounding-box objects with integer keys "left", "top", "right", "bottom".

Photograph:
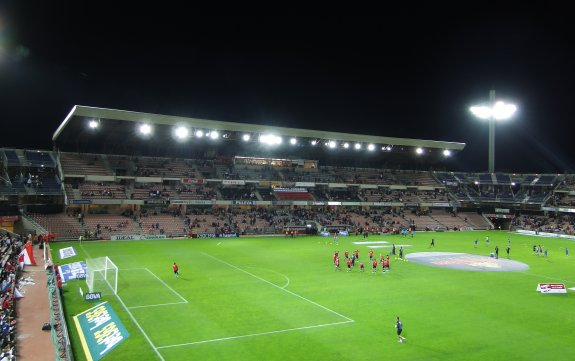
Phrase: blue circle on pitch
[{"left": 405, "top": 252, "right": 529, "bottom": 272}]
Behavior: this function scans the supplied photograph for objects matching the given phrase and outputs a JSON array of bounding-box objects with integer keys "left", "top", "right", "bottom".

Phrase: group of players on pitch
[{"left": 333, "top": 249, "right": 394, "bottom": 273}]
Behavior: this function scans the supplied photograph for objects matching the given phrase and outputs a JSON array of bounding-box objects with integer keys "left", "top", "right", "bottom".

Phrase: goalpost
[{"left": 85, "top": 257, "right": 118, "bottom": 295}]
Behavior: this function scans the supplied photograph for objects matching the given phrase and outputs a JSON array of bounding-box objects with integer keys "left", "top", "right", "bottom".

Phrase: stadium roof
[{"left": 52, "top": 105, "right": 465, "bottom": 166}]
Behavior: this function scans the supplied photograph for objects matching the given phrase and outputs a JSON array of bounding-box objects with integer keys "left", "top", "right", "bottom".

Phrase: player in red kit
[
  {"left": 172, "top": 262, "right": 179, "bottom": 278},
  {"left": 359, "top": 262, "right": 365, "bottom": 272},
  {"left": 347, "top": 259, "right": 352, "bottom": 272},
  {"left": 372, "top": 260, "right": 378, "bottom": 273},
  {"left": 369, "top": 249, "right": 374, "bottom": 261},
  {"left": 354, "top": 249, "right": 359, "bottom": 260},
  {"left": 345, "top": 250, "right": 349, "bottom": 260},
  {"left": 335, "top": 257, "right": 340, "bottom": 271}
]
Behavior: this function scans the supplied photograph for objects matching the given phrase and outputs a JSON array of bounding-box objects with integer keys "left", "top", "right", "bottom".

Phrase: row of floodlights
[{"left": 87, "top": 120, "right": 452, "bottom": 156}]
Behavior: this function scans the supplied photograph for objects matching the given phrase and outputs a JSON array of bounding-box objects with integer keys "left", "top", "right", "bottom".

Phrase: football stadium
[{"left": 1, "top": 104, "right": 574, "bottom": 361}]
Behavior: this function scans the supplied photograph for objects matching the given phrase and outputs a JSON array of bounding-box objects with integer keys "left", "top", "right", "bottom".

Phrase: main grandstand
[
  {"left": 2, "top": 106, "right": 575, "bottom": 361},
  {"left": 2, "top": 106, "right": 573, "bottom": 241}
]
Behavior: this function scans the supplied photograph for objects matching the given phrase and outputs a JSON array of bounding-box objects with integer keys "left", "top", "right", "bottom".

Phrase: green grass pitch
[{"left": 51, "top": 231, "right": 575, "bottom": 361}]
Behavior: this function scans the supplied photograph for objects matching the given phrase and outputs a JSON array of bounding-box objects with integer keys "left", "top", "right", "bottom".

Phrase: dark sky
[{"left": 1, "top": 7, "right": 574, "bottom": 173}]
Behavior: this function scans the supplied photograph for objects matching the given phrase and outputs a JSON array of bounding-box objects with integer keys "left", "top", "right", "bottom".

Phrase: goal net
[{"left": 85, "top": 257, "right": 118, "bottom": 295}]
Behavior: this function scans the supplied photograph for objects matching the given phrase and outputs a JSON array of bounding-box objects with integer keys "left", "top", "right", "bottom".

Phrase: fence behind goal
[{"left": 85, "top": 257, "right": 118, "bottom": 295}]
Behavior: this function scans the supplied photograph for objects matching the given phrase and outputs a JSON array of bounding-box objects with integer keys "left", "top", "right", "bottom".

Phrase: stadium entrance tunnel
[{"left": 405, "top": 252, "right": 529, "bottom": 272}]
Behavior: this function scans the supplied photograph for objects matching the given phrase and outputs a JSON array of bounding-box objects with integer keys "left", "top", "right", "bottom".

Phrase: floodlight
[
  {"left": 311, "top": 140, "right": 317, "bottom": 146},
  {"left": 259, "top": 134, "right": 282, "bottom": 145},
  {"left": 139, "top": 124, "right": 152, "bottom": 135},
  {"left": 470, "top": 90, "right": 517, "bottom": 173},
  {"left": 210, "top": 131, "right": 219, "bottom": 139},
  {"left": 174, "top": 126, "right": 189, "bottom": 140},
  {"left": 243, "top": 134, "right": 251, "bottom": 142},
  {"left": 354, "top": 143, "right": 361, "bottom": 150},
  {"left": 416, "top": 147, "right": 424, "bottom": 155},
  {"left": 443, "top": 149, "right": 451, "bottom": 157},
  {"left": 88, "top": 119, "right": 99, "bottom": 129},
  {"left": 290, "top": 138, "right": 297, "bottom": 145},
  {"left": 343, "top": 142, "right": 349, "bottom": 149},
  {"left": 367, "top": 144, "right": 375, "bottom": 151},
  {"left": 195, "top": 130, "right": 204, "bottom": 138},
  {"left": 328, "top": 141, "right": 336, "bottom": 149}
]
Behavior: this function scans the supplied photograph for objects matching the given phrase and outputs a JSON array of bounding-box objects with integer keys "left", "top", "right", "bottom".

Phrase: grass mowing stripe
[
  {"left": 202, "top": 252, "right": 354, "bottom": 322},
  {"left": 156, "top": 320, "right": 354, "bottom": 349},
  {"left": 80, "top": 242, "right": 166, "bottom": 361}
]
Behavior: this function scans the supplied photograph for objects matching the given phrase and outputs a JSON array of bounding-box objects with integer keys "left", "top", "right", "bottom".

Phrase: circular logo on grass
[{"left": 405, "top": 252, "right": 529, "bottom": 272}]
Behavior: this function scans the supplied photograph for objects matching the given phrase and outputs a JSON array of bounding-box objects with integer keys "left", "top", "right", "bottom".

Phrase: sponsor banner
[
  {"left": 537, "top": 283, "right": 567, "bottom": 294},
  {"left": 445, "top": 181, "right": 458, "bottom": 186},
  {"left": 295, "top": 182, "right": 315, "bottom": 187},
  {"left": 292, "top": 201, "right": 308, "bottom": 206},
  {"left": 320, "top": 230, "right": 349, "bottom": 237},
  {"left": 73, "top": 302, "right": 130, "bottom": 361},
  {"left": 110, "top": 234, "right": 167, "bottom": 241},
  {"left": 359, "top": 184, "right": 378, "bottom": 189},
  {"left": 282, "top": 181, "right": 296, "bottom": 188},
  {"left": 59, "top": 246, "right": 77, "bottom": 259},
  {"left": 196, "top": 232, "right": 239, "bottom": 238},
  {"left": 170, "top": 199, "right": 214, "bottom": 205},
  {"left": 495, "top": 208, "right": 510, "bottom": 214},
  {"left": 373, "top": 202, "right": 393, "bottom": 207},
  {"left": 311, "top": 201, "right": 326, "bottom": 206},
  {"left": 0, "top": 215, "right": 20, "bottom": 222},
  {"left": 182, "top": 178, "right": 204, "bottom": 184},
  {"left": 59, "top": 261, "right": 87, "bottom": 282},
  {"left": 328, "top": 201, "right": 342, "bottom": 206},
  {"left": 233, "top": 200, "right": 256, "bottom": 206},
  {"left": 72, "top": 199, "right": 92, "bottom": 205},
  {"left": 404, "top": 202, "right": 419, "bottom": 207},
  {"left": 328, "top": 183, "right": 347, "bottom": 188},
  {"left": 541, "top": 206, "right": 575, "bottom": 213},
  {"left": 222, "top": 179, "right": 245, "bottom": 185},
  {"left": 274, "top": 187, "right": 307, "bottom": 193},
  {"left": 85, "top": 292, "right": 102, "bottom": 301},
  {"left": 143, "top": 199, "right": 168, "bottom": 205},
  {"left": 432, "top": 202, "right": 451, "bottom": 207}
]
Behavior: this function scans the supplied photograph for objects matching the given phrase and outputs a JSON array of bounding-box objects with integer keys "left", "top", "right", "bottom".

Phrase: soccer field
[{"left": 52, "top": 231, "right": 575, "bottom": 361}]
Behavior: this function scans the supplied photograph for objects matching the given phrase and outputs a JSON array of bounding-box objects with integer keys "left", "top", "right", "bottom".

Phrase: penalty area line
[
  {"left": 157, "top": 320, "right": 354, "bottom": 349},
  {"left": 202, "top": 252, "right": 354, "bottom": 322}
]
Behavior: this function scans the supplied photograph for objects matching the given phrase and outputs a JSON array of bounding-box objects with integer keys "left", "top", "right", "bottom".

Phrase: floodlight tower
[{"left": 469, "top": 90, "right": 517, "bottom": 173}]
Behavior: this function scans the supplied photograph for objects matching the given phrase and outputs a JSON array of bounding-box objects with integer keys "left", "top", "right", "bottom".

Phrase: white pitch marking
[
  {"left": 246, "top": 266, "right": 291, "bottom": 289},
  {"left": 78, "top": 244, "right": 165, "bottom": 361},
  {"left": 202, "top": 252, "right": 354, "bottom": 322},
  {"left": 114, "top": 286, "right": 167, "bottom": 361},
  {"left": 143, "top": 268, "right": 188, "bottom": 303},
  {"left": 157, "top": 320, "right": 354, "bottom": 349}
]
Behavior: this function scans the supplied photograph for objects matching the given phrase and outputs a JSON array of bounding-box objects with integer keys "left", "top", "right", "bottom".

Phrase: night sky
[{"left": 1, "top": 7, "right": 574, "bottom": 173}]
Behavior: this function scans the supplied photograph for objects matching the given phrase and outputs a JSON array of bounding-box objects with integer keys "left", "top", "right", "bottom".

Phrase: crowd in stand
[
  {"left": 512, "top": 214, "right": 575, "bottom": 234},
  {"left": 0, "top": 232, "right": 22, "bottom": 360}
]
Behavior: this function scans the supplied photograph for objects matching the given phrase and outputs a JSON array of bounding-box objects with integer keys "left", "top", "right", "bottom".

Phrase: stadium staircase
[{"left": 14, "top": 149, "right": 27, "bottom": 167}]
